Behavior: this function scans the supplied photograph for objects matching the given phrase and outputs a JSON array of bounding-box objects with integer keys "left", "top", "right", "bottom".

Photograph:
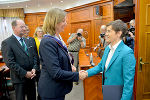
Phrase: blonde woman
[
  {"left": 34, "top": 27, "right": 44, "bottom": 53},
  {"left": 37, "top": 8, "right": 83, "bottom": 100}
]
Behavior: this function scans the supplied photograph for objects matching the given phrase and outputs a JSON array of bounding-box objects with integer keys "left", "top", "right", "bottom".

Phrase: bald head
[
  {"left": 12, "top": 19, "right": 26, "bottom": 37},
  {"left": 130, "top": 19, "right": 135, "bottom": 27},
  {"left": 77, "top": 29, "right": 83, "bottom": 34},
  {"left": 100, "top": 25, "right": 106, "bottom": 33}
]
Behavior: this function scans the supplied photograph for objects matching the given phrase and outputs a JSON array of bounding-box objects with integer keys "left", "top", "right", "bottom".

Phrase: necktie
[{"left": 20, "top": 38, "right": 28, "bottom": 55}]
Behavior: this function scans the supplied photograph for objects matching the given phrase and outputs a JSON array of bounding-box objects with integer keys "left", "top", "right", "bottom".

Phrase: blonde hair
[
  {"left": 42, "top": 8, "right": 66, "bottom": 36},
  {"left": 34, "top": 27, "right": 43, "bottom": 37}
]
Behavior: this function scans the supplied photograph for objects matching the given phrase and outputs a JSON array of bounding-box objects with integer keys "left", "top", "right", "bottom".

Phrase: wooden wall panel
[
  {"left": 71, "top": 22, "right": 91, "bottom": 47},
  {"left": 25, "top": 0, "right": 114, "bottom": 48},
  {"left": 60, "top": 13, "right": 71, "bottom": 44},
  {"left": 92, "top": 2, "right": 114, "bottom": 47},
  {"left": 25, "top": 15, "right": 37, "bottom": 25},
  {"left": 37, "top": 15, "right": 45, "bottom": 26},
  {"left": 25, "top": 13, "right": 46, "bottom": 37},
  {"left": 25, "top": 15, "right": 37, "bottom": 37},
  {"left": 71, "top": 8, "right": 90, "bottom": 22},
  {"left": 27, "top": 24, "right": 37, "bottom": 37},
  {"left": 103, "top": 4, "right": 111, "bottom": 17},
  {"left": 93, "top": 18, "right": 112, "bottom": 47},
  {"left": 93, "top": 2, "right": 113, "bottom": 18}
]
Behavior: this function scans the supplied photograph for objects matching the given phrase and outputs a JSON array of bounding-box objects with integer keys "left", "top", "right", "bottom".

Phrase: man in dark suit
[
  {"left": 23, "top": 25, "right": 41, "bottom": 100},
  {"left": 1, "top": 19, "right": 39, "bottom": 100},
  {"left": 23, "top": 25, "right": 40, "bottom": 73}
]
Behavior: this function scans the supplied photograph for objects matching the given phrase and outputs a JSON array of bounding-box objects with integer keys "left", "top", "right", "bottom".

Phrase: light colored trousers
[{"left": 69, "top": 52, "right": 79, "bottom": 72}]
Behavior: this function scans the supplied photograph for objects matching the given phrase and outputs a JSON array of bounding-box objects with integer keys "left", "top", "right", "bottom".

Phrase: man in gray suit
[{"left": 1, "top": 19, "right": 39, "bottom": 100}]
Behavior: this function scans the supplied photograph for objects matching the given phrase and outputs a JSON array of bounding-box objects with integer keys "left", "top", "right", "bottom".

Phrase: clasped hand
[
  {"left": 79, "top": 70, "right": 88, "bottom": 80},
  {"left": 25, "top": 69, "right": 36, "bottom": 79}
]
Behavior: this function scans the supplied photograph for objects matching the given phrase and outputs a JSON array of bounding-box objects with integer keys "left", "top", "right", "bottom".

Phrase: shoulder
[
  {"left": 104, "top": 45, "right": 110, "bottom": 51},
  {"left": 34, "top": 37, "right": 38, "bottom": 41},
  {"left": 1, "top": 36, "right": 14, "bottom": 50},
  {"left": 29, "top": 37, "right": 34, "bottom": 40},
  {"left": 120, "top": 42, "right": 134, "bottom": 56},
  {"left": 28, "top": 37, "right": 35, "bottom": 41},
  {"left": 70, "top": 33, "right": 76, "bottom": 37},
  {"left": 40, "top": 37, "right": 57, "bottom": 47},
  {"left": 71, "top": 33, "right": 76, "bottom": 35},
  {"left": 2, "top": 35, "right": 13, "bottom": 44}
]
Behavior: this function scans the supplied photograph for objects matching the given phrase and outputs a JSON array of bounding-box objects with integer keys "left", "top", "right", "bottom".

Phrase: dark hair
[
  {"left": 106, "top": 19, "right": 127, "bottom": 39},
  {"left": 77, "top": 33, "right": 82, "bottom": 37},
  {"left": 11, "top": 20, "right": 17, "bottom": 27}
]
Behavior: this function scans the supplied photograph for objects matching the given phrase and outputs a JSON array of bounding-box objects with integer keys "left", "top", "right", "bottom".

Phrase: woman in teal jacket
[{"left": 86, "top": 20, "right": 136, "bottom": 100}]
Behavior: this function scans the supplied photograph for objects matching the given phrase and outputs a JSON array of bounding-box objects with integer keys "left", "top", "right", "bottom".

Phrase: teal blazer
[{"left": 87, "top": 41, "right": 136, "bottom": 100}]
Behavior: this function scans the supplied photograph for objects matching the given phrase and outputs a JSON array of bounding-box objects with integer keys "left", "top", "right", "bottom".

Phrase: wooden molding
[
  {"left": 25, "top": 12, "right": 46, "bottom": 16},
  {"left": 65, "top": 0, "right": 112, "bottom": 12}
]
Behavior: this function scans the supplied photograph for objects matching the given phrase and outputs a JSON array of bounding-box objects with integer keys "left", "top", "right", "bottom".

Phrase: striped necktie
[{"left": 20, "top": 38, "right": 28, "bottom": 55}]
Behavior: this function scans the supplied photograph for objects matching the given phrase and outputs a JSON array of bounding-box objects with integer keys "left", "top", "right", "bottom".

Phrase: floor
[
  {"left": 66, "top": 80, "right": 84, "bottom": 100},
  {"left": 6, "top": 80, "right": 84, "bottom": 100}
]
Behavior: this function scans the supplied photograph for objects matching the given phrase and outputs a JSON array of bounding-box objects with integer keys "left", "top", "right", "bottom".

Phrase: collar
[
  {"left": 13, "top": 34, "right": 22, "bottom": 41},
  {"left": 109, "top": 40, "right": 122, "bottom": 51},
  {"left": 44, "top": 34, "right": 68, "bottom": 52},
  {"left": 54, "top": 34, "right": 67, "bottom": 47}
]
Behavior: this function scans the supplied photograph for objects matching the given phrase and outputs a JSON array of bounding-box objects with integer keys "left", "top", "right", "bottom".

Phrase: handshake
[
  {"left": 71, "top": 66, "right": 88, "bottom": 80},
  {"left": 79, "top": 70, "right": 88, "bottom": 80}
]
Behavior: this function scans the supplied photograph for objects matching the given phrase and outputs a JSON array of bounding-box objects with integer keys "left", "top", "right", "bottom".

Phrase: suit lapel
[
  {"left": 11, "top": 35, "right": 28, "bottom": 56},
  {"left": 105, "top": 41, "right": 124, "bottom": 72},
  {"left": 60, "top": 46, "right": 70, "bottom": 61},
  {"left": 51, "top": 38, "right": 71, "bottom": 62}
]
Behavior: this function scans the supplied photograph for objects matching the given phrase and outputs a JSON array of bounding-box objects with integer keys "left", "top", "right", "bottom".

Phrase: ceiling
[{"left": 0, "top": 0, "right": 99, "bottom": 13}]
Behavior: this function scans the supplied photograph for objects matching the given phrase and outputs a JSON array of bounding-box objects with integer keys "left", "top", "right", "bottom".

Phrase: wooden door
[{"left": 136, "top": 0, "right": 150, "bottom": 99}]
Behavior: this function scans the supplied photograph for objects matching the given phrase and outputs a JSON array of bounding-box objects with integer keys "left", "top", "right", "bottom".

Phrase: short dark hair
[
  {"left": 11, "top": 20, "right": 17, "bottom": 27},
  {"left": 106, "top": 19, "right": 127, "bottom": 39}
]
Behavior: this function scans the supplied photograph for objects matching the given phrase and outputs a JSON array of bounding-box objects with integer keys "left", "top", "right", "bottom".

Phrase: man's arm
[
  {"left": 81, "top": 37, "right": 86, "bottom": 48},
  {"left": 30, "top": 38, "right": 40, "bottom": 78},
  {"left": 78, "top": 36, "right": 86, "bottom": 48},
  {"left": 67, "top": 33, "right": 77, "bottom": 44},
  {"left": 1, "top": 41, "right": 27, "bottom": 78},
  {"left": 31, "top": 38, "right": 40, "bottom": 72}
]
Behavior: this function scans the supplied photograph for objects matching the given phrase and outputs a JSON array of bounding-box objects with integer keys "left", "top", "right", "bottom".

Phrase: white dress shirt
[
  {"left": 13, "top": 34, "right": 27, "bottom": 47},
  {"left": 105, "top": 40, "right": 122, "bottom": 70}
]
